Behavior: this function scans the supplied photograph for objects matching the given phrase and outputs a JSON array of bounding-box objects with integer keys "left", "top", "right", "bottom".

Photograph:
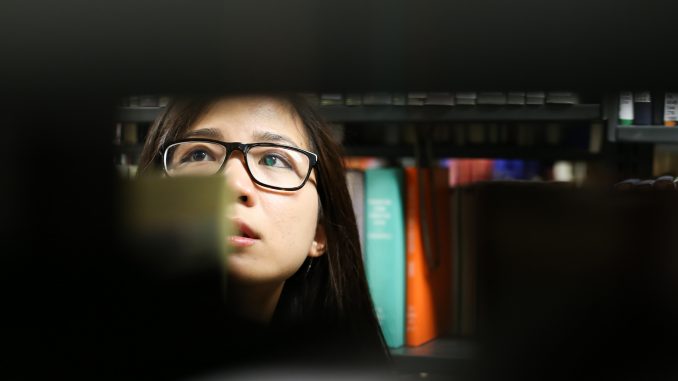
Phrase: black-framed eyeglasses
[{"left": 161, "top": 139, "right": 319, "bottom": 191}]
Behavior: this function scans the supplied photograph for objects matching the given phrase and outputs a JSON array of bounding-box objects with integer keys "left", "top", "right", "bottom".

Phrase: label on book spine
[
  {"left": 664, "top": 93, "right": 678, "bottom": 127},
  {"left": 633, "top": 92, "right": 651, "bottom": 103},
  {"left": 619, "top": 92, "right": 634, "bottom": 125}
]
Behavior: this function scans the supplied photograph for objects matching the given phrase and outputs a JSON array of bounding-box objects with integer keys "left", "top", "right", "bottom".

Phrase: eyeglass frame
[{"left": 160, "top": 138, "right": 319, "bottom": 191}]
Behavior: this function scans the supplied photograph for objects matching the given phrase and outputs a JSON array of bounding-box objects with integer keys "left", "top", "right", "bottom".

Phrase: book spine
[
  {"left": 365, "top": 168, "right": 406, "bottom": 348},
  {"left": 664, "top": 92, "right": 678, "bottom": 127},
  {"left": 405, "top": 167, "right": 435, "bottom": 346},
  {"left": 652, "top": 91, "right": 665, "bottom": 126},
  {"left": 345, "top": 170, "right": 366, "bottom": 259},
  {"left": 406, "top": 167, "right": 453, "bottom": 346},
  {"left": 618, "top": 92, "right": 634, "bottom": 125},
  {"left": 633, "top": 91, "right": 652, "bottom": 125},
  {"left": 431, "top": 169, "right": 453, "bottom": 337},
  {"left": 458, "top": 187, "right": 477, "bottom": 337}
]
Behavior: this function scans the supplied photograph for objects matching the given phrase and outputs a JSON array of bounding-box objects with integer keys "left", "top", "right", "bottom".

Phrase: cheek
[
  {"left": 259, "top": 189, "right": 320, "bottom": 274},
  {"left": 227, "top": 190, "right": 321, "bottom": 284},
  {"left": 264, "top": 191, "right": 319, "bottom": 248}
]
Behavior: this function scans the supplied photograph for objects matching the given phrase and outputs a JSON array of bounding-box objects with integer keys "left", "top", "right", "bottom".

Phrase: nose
[{"left": 222, "top": 151, "right": 255, "bottom": 206}]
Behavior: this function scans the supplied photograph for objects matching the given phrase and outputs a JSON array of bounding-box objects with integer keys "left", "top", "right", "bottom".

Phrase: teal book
[{"left": 364, "top": 168, "right": 406, "bottom": 348}]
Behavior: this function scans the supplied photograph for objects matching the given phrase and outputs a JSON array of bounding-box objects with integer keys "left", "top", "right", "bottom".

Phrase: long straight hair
[{"left": 137, "top": 93, "right": 389, "bottom": 362}]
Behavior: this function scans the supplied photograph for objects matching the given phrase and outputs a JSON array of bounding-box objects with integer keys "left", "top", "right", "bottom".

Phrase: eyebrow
[
  {"left": 253, "top": 131, "right": 302, "bottom": 149},
  {"left": 183, "top": 128, "right": 223, "bottom": 139},
  {"left": 183, "top": 128, "right": 303, "bottom": 149}
]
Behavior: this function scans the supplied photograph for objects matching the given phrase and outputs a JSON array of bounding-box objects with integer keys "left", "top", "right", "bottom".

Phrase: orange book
[{"left": 405, "top": 167, "right": 452, "bottom": 346}]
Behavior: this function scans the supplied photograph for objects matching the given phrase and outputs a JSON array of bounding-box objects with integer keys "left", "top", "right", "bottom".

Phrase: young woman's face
[{"left": 185, "top": 96, "right": 325, "bottom": 284}]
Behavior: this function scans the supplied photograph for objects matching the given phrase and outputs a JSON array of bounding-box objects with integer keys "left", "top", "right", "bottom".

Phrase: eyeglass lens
[{"left": 164, "top": 142, "right": 311, "bottom": 189}]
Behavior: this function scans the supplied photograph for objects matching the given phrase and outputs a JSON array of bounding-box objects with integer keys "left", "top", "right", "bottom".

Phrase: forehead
[{"left": 187, "top": 96, "right": 310, "bottom": 149}]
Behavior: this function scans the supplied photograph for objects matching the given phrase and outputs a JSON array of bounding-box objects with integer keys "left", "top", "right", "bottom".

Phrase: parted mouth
[{"left": 231, "top": 218, "right": 260, "bottom": 240}]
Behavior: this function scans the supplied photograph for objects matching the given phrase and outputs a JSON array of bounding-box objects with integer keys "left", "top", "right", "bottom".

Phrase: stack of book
[{"left": 618, "top": 91, "right": 678, "bottom": 126}]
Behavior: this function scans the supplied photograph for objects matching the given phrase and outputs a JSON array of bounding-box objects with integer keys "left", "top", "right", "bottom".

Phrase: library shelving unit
[
  {"left": 112, "top": 97, "right": 608, "bottom": 375},
  {"left": 116, "top": 101, "right": 604, "bottom": 161}
]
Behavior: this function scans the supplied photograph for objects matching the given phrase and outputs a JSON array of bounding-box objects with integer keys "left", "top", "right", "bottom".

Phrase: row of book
[
  {"left": 117, "top": 92, "right": 581, "bottom": 109},
  {"left": 116, "top": 119, "right": 595, "bottom": 152},
  {"left": 314, "top": 92, "right": 581, "bottom": 106},
  {"left": 336, "top": 122, "right": 598, "bottom": 152},
  {"left": 618, "top": 91, "right": 678, "bottom": 126},
  {"left": 345, "top": 158, "right": 586, "bottom": 348}
]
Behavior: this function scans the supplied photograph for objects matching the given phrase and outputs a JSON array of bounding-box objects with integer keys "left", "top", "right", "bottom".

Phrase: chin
[{"left": 226, "top": 260, "right": 299, "bottom": 286}]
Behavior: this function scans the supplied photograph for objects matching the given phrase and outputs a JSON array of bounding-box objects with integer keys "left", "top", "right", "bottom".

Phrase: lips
[
  {"left": 234, "top": 219, "right": 259, "bottom": 239},
  {"left": 229, "top": 218, "right": 260, "bottom": 247}
]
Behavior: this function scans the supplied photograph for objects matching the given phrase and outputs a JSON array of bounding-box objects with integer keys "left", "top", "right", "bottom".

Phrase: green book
[{"left": 364, "top": 168, "right": 406, "bottom": 348}]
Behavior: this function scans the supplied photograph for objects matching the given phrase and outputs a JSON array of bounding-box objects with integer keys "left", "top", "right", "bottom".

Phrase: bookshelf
[
  {"left": 116, "top": 101, "right": 603, "bottom": 155},
  {"left": 110, "top": 94, "right": 666, "bottom": 376}
]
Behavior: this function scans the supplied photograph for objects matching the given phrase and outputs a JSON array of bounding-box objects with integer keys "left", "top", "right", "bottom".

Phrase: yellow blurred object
[{"left": 118, "top": 175, "right": 233, "bottom": 282}]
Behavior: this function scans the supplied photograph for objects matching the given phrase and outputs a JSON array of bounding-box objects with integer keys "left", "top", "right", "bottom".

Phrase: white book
[
  {"left": 362, "top": 92, "right": 392, "bottom": 105},
  {"left": 320, "top": 93, "right": 344, "bottom": 106},
  {"left": 664, "top": 93, "right": 678, "bottom": 125},
  {"left": 507, "top": 91, "right": 526, "bottom": 105},
  {"left": 392, "top": 93, "right": 407, "bottom": 106},
  {"left": 425, "top": 92, "right": 455, "bottom": 106},
  {"left": 477, "top": 92, "right": 507, "bottom": 105},
  {"left": 455, "top": 92, "right": 477, "bottom": 105},
  {"left": 407, "top": 92, "right": 427, "bottom": 99},
  {"left": 526, "top": 91, "right": 546, "bottom": 105},
  {"left": 618, "top": 92, "right": 634, "bottom": 125},
  {"left": 344, "top": 93, "right": 363, "bottom": 106},
  {"left": 407, "top": 92, "right": 427, "bottom": 105},
  {"left": 546, "top": 91, "right": 580, "bottom": 104}
]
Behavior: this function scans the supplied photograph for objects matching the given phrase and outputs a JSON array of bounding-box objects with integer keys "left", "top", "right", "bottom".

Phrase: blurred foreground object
[
  {"left": 118, "top": 175, "right": 232, "bottom": 277},
  {"left": 111, "top": 175, "right": 234, "bottom": 379},
  {"left": 461, "top": 182, "right": 678, "bottom": 381},
  {"left": 6, "top": 175, "right": 235, "bottom": 380}
]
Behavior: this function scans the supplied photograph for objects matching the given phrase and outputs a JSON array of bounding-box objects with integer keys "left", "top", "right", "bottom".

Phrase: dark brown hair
[{"left": 137, "top": 93, "right": 389, "bottom": 365}]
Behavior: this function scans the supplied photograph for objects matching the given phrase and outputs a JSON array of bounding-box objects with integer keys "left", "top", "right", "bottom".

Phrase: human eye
[
  {"left": 179, "top": 145, "right": 217, "bottom": 163},
  {"left": 258, "top": 151, "right": 293, "bottom": 169}
]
